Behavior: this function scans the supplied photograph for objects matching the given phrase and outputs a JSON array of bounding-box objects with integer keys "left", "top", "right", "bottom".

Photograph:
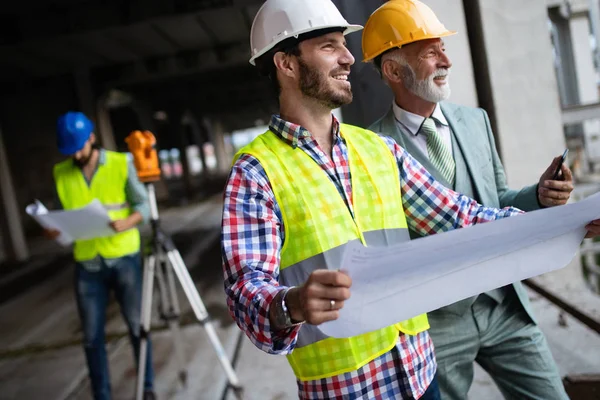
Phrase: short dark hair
[
  {"left": 255, "top": 41, "right": 302, "bottom": 97},
  {"left": 254, "top": 27, "right": 346, "bottom": 97}
]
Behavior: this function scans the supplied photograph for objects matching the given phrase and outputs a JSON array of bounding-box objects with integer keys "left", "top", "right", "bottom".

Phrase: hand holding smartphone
[{"left": 552, "top": 149, "right": 569, "bottom": 180}]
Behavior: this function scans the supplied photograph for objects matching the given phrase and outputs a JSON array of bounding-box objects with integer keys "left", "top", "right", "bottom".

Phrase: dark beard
[
  {"left": 298, "top": 57, "right": 352, "bottom": 109},
  {"left": 73, "top": 152, "right": 93, "bottom": 168}
]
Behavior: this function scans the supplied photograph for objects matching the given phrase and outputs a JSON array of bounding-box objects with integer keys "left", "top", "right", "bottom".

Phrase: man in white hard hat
[
  {"left": 221, "top": 0, "right": 600, "bottom": 399},
  {"left": 365, "top": 1, "right": 572, "bottom": 399}
]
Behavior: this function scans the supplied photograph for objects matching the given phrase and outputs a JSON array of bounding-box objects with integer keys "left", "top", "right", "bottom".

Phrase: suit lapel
[{"left": 441, "top": 102, "right": 487, "bottom": 200}]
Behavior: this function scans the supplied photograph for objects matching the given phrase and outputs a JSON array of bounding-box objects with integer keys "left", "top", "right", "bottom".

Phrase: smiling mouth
[{"left": 332, "top": 74, "right": 349, "bottom": 81}]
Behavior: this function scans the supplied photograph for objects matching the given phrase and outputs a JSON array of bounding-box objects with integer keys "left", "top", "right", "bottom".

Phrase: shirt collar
[
  {"left": 392, "top": 102, "right": 448, "bottom": 136},
  {"left": 98, "top": 149, "right": 107, "bottom": 165},
  {"left": 268, "top": 114, "right": 341, "bottom": 149}
]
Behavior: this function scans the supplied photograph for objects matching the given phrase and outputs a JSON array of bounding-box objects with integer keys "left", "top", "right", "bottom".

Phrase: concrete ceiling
[
  {"left": 0, "top": 0, "right": 263, "bottom": 83},
  {"left": 0, "top": 0, "right": 277, "bottom": 131}
]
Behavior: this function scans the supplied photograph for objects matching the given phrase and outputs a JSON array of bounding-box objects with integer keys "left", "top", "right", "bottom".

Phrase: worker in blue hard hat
[{"left": 45, "top": 111, "right": 156, "bottom": 400}]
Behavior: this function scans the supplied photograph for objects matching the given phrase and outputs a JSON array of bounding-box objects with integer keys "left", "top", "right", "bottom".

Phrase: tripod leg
[
  {"left": 136, "top": 254, "right": 156, "bottom": 400},
  {"left": 165, "top": 248, "right": 243, "bottom": 396},
  {"left": 153, "top": 254, "right": 170, "bottom": 320},
  {"left": 156, "top": 249, "right": 188, "bottom": 387}
]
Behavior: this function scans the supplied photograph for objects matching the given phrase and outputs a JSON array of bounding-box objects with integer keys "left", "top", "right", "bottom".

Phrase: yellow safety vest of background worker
[{"left": 48, "top": 111, "right": 156, "bottom": 400}]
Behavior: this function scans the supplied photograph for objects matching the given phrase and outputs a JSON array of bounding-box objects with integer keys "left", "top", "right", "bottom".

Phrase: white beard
[{"left": 402, "top": 66, "right": 451, "bottom": 103}]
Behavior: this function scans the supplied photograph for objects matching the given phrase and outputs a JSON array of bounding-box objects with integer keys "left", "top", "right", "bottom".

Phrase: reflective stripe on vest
[
  {"left": 53, "top": 151, "right": 140, "bottom": 261},
  {"left": 103, "top": 202, "right": 129, "bottom": 211},
  {"left": 235, "top": 123, "right": 429, "bottom": 381}
]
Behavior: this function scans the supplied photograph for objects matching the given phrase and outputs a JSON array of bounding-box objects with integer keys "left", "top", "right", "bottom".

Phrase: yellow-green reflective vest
[
  {"left": 235, "top": 123, "right": 429, "bottom": 381},
  {"left": 53, "top": 151, "right": 141, "bottom": 262}
]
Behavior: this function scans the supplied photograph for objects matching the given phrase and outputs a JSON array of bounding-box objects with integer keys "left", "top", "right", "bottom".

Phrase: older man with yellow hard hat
[{"left": 364, "top": 1, "right": 572, "bottom": 399}]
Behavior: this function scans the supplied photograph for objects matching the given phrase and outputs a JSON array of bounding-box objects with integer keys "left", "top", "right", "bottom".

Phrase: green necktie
[{"left": 421, "top": 117, "right": 455, "bottom": 186}]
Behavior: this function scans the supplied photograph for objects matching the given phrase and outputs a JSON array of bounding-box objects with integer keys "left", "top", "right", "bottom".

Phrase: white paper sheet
[
  {"left": 26, "top": 199, "right": 116, "bottom": 247},
  {"left": 320, "top": 192, "right": 600, "bottom": 338}
]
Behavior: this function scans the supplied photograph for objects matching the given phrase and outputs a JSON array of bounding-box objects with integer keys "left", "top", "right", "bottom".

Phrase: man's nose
[
  {"left": 439, "top": 51, "right": 452, "bottom": 69},
  {"left": 340, "top": 47, "right": 355, "bottom": 66}
]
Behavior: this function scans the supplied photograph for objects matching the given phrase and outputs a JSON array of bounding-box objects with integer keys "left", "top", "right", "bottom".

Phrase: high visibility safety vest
[
  {"left": 235, "top": 123, "right": 430, "bottom": 381},
  {"left": 53, "top": 151, "right": 141, "bottom": 262}
]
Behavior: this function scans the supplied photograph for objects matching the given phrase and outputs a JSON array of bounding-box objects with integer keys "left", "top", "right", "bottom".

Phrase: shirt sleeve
[
  {"left": 221, "top": 154, "right": 301, "bottom": 355},
  {"left": 379, "top": 135, "right": 524, "bottom": 235},
  {"left": 125, "top": 160, "right": 150, "bottom": 223}
]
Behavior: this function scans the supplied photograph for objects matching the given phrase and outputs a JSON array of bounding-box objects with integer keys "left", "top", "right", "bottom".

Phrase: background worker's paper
[
  {"left": 26, "top": 199, "right": 115, "bottom": 247},
  {"left": 320, "top": 192, "right": 600, "bottom": 338}
]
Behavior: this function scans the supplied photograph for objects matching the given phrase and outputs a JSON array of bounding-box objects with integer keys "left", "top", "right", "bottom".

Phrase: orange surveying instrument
[
  {"left": 125, "top": 130, "right": 161, "bottom": 182},
  {"left": 125, "top": 131, "right": 242, "bottom": 400}
]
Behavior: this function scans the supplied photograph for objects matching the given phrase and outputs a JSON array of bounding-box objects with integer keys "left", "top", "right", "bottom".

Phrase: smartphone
[{"left": 552, "top": 149, "right": 569, "bottom": 180}]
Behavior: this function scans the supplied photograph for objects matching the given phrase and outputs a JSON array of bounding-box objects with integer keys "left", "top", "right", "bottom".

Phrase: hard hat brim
[
  {"left": 362, "top": 30, "right": 457, "bottom": 62},
  {"left": 57, "top": 131, "right": 91, "bottom": 156},
  {"left": 58, "top": 138, "right": 89, "bottom": 156},
  {"left": 249, "top": 24, "right": 363, "bottom": 66}
]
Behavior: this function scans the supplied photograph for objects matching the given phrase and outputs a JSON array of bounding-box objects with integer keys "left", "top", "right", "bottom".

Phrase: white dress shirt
[{"left": 392, "top": 102, "right": 453, "bottom": 159}]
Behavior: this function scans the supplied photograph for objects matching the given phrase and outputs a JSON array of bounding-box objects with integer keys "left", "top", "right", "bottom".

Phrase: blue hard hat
[{"left": 56, "top": 111, "right": 94, "bottom": 155}]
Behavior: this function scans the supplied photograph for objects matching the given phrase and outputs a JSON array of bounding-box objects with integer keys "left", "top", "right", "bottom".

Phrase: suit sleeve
[{"left": 482, "top": 109, "right": 540, "bottom": 211}]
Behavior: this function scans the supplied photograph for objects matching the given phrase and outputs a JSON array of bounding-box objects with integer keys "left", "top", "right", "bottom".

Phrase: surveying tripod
[{"left": 126, "top": 131, "right": 243, "bottom": 400}]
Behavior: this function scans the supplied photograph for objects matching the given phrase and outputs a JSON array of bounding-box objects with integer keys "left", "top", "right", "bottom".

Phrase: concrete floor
[{"left": 0, "top": 195, "right": 599, "bottom": 399}]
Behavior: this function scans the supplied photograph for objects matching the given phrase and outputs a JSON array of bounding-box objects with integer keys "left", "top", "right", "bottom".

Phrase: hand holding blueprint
[
  {"left": 320, "top": 192, "right": 600, "bottom": 338},
  {"left": 26, "top": 199, "right": 116, "bottom": 247}
]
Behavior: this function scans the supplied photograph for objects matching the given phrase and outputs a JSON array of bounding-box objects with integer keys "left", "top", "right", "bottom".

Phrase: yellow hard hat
[{"left": 362, "top": 0, "right": 457, "bottom": 62}]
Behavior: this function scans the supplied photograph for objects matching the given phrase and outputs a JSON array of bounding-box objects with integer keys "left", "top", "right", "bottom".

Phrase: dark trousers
[{"left": 75, "top": 253, "right": 154, "bottom": 400}]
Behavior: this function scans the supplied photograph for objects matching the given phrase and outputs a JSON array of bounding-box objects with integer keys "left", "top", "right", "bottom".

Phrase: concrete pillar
[
  {"left": 470, "top": 0, "right": 566, "bottom": 188},
  {"left": 95, "top": 95, "right": 117, "bottom": 150},
  {"left": 210, "top": 120, "right": 231, "bottom": 174},
  {"left": 185, "top": 111, "right": 209, "bottom": 177},
  {"left": 0, "top": 126, "right": 28, "bottom": 262},
  {"left": 166, "top": 107, "right": 194, "bottom": 198},
  {"left": 74, "top": 70, "right": 117, "bottom": 150}
]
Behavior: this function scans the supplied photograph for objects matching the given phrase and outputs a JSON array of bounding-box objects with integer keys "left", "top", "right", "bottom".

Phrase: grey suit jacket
[{"left": 369, "top": 102, "right": 540, "bottom": 323}]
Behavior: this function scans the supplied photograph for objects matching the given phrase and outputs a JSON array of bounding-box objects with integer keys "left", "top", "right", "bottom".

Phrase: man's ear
[
  {"left": 273, "top": 51, "right": 297, "bottom": 79},
  {"left": 382, "top": 59, "right": 403, "bottom": 84},
  {"left": 89, "top": 132, "right": 97, "bottom": 145}
]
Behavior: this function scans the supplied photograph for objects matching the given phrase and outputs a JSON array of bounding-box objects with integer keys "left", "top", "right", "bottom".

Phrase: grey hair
[{"left": 377, "top": 49, "right": 409, "bottom": 85}]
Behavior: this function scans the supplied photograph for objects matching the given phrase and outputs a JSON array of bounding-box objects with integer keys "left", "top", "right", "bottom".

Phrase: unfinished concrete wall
[{"left": 475, "top": 0, "right": 566, "bottom": 188}]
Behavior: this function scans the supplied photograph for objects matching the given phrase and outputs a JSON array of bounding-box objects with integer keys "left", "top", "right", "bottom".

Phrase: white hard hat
[{"left": 249, "top": 0, "right": 363, "bottom": 66}]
